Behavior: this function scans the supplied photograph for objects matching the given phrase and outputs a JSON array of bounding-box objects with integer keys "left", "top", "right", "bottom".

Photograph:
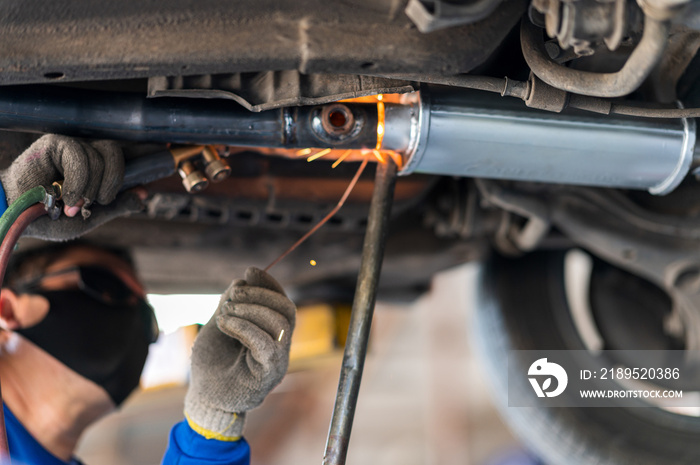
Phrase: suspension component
[{"left": 520, "top": 14, "right": 670, "bottom": 98}]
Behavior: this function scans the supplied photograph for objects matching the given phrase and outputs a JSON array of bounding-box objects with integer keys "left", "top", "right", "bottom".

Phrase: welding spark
[
  {"left": 298, "top": 93, "right": 403, "bottom": 170},
  {"left": 263, "top": 92, "right": 403, "bottom": 272},
  {"left": 331, "top": 149, "right": 353, "bottom": 168},
  {"left": 307, "top": 148, "right": 332, "bottom": 162},
  {"left": 265, "top": 158, "right": 369, "bottom": 271}
]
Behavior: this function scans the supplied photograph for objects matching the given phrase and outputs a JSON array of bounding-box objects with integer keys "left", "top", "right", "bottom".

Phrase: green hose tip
[{"left": 0, "top": 186, "right": 50, "bottom": 245}]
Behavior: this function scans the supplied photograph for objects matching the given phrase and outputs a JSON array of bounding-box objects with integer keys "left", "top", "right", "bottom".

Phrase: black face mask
[{"left": 16, "top": 289, "right": 156, "bottom": 406}]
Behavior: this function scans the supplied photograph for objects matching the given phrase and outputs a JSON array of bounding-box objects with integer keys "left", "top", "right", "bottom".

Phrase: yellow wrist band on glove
[{"left": 185, "top": 411, "right": 241, "bottom": 442}]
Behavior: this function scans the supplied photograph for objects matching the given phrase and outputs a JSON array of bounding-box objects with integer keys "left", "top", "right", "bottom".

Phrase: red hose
[
  {"left": 0, "top": 204, "right": 47, "bottom": 463},
  {"left": 0, "top": 204, "right": 47, "bottom": 286}
]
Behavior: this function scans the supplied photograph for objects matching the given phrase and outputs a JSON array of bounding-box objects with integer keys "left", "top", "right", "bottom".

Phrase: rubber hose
[
  {"left": 0, "top": 203, "right": 48, "bottom": 463},
  {"left": 0, "top": 187, "right": 47, "bottom": 246}
]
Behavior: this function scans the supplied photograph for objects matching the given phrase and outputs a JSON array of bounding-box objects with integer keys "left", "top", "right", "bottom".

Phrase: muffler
[{"left": 385, "top": 86, "right": 697, "bottom": 195}]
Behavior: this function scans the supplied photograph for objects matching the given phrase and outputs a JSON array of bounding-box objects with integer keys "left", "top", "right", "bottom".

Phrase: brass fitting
[
  {"left": 202, "top": 146, "right": 231, "bottom": 183},
  {"left": 170, "top": 146, "right": 206, "bottom": 167},
  {"left": 178, "top": 161, "right": 209, "bottom": 193},
  {"left": 51, "top": 181, "right": 63, "bottom": 200},
  {"left": 170, "top": 145, "right": 209, "bottom": 194}
]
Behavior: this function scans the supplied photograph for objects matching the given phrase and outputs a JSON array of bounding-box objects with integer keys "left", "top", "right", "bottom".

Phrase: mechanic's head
[{"left": 0, "top": 241, "right": 158, "bottom": 407}]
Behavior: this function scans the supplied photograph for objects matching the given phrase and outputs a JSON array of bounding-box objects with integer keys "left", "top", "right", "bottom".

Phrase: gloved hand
[
  {"left": 0, "top": 134, "right": 124, "bottom": 211},
  {"left": 185, "top": 267, "right": 296, "bottom": 441},
  {"left": 0, "top": 134, "right": 143, "bottom": 240}
]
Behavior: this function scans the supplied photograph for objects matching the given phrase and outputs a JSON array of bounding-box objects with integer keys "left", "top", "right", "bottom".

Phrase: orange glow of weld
[
  {"left": 294, "top": 93, "right": 404, "bottom": 169},
  {"left": 376, "top": 97, "right": 385, "bottom": 152},
  {"left": 386, "top": 150, "right": 404, "bottom": 170}
]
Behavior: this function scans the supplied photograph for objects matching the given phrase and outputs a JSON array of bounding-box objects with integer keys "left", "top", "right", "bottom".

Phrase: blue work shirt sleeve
[
  {"left": 0, "top": 180, "right": 8, "bottom": 216},
  {"left": 161, "top": 419, "right": 250, "bottom": 465}
]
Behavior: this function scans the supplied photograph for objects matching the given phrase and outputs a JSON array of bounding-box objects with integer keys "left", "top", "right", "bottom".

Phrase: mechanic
[{"left": 0, "top": 134, "right": 296, "bottom": 464}]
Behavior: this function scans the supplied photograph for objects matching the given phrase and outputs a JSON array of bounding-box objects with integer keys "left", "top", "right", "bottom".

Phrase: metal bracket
[
  {"left": 405, "top": 0, "right": 505, "bottom": 33},
  {"left": 484, "top": 181, "right": 700, "bottom": 351}
]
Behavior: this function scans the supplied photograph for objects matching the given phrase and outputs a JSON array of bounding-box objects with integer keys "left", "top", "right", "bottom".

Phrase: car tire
[{"left": 472, "top": 250, "right": 700, "bottom": 465}]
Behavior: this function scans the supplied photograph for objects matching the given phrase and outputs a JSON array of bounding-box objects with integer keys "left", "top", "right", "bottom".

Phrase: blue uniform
[{"left": 4, "top": 405, "right": 250, "bottom": 465}]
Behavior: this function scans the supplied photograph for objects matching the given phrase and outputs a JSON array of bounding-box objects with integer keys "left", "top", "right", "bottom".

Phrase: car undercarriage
[{"left": 3, "top": 0, "right": 700, "bottom": 463}]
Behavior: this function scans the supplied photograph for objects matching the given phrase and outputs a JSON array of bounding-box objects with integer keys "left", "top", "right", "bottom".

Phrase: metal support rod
[{"left": 323, "top": 161, "right": 397, "bottom": 465}]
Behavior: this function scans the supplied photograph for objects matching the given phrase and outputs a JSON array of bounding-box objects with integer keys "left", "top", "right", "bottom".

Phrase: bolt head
[
  {"left": 182, "top": 171, "right": 209, "bottom": 193},
  {"left": 205, "top": 159, "right": 232, "bottom": 183}
]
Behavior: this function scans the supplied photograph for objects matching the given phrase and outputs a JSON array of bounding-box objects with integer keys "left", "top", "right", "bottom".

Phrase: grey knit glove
[
  {"left": 185, "top": 267, "right": 296, "bottom": 441},
  {"left": 0, "top": 134, "right": 138, "bottom": 241},
  {"left": 0, "top": 134, "right": 124, "bottom": 210}
]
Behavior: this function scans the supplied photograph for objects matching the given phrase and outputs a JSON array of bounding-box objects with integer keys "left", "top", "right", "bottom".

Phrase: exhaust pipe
[
  {"left": 385, "top": 86, "right": 697, "bottom": 195},
  {"left": 0, "top": 84, "right": 695, "bottom": 195},
  {"left": 0, "top": 85, "right": 379, "bottom": 150}
]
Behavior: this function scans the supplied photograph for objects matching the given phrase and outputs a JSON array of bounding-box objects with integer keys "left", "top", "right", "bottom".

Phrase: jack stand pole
[{"left": 323, "top": 161, "right": 397, "bottom": 465}]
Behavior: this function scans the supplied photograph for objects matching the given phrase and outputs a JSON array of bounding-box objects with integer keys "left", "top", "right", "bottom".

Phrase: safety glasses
[
  {"left": 15, "top": 265, "right": 159, "bottom": 343},
  {"left": 17, "top": 265, "right": 139, "bottom": 305}
]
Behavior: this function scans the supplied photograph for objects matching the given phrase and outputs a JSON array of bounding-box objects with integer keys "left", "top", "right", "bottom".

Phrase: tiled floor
[{"left": 77, "top": 264, "right": 519, "bottom": 464}]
